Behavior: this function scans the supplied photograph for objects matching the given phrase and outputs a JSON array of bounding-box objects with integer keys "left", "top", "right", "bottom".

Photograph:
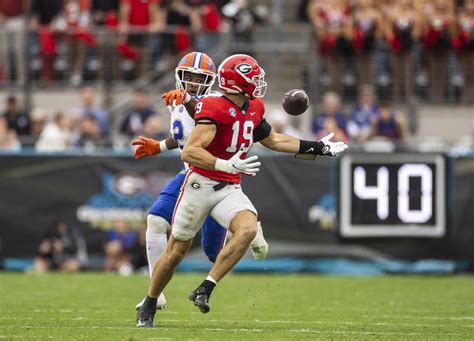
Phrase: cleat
[
  {"left": 250, "top": 222, "right": 269, "bottom": 260},
  {"left": 135, "top": 306, "right": 156, "bottom": 328},
  {"left": 135, "top": 293, "right": 166, "bottom": 311},
  {"left": 188, "top": 287, "right": 211, "bottom": 313}
]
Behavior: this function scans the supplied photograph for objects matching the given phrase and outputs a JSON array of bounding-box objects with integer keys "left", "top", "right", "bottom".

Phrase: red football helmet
[{"left": 217, "top": 54, "right": 267, "bottom": 99}]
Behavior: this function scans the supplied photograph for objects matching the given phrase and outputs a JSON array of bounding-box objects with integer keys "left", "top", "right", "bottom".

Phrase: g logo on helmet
[{"left": 236, "top": 63, "right": 252, "bottom": 75}]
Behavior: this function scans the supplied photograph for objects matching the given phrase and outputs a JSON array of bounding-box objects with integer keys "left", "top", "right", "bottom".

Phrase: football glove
[
  {"left": 319, "top": 132, "right": 348, "bottom": 156},
  {"left": 132, "top": 136, "right": 162, "bottom": 160},
  {"left": 215, "top": 151, "right": 261, "bottom": 176},
  {"left": 296, "top": 132, "right": 348, "bottom": 160},
  {"left": 161, "top": 89, "right": 191, "bottom": 107}
]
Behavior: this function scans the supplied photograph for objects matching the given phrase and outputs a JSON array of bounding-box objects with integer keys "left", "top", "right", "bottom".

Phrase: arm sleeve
[
  {"left": 194, "top": 98, "right": 219, "bottom": 126},
  {"left": 253, "top": 119, "right": 272, "bottom": 142}
]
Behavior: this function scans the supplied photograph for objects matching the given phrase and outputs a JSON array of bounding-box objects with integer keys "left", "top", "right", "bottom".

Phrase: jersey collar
[{"left": 222, "top": 95, "right": 249, "bottom": 115}]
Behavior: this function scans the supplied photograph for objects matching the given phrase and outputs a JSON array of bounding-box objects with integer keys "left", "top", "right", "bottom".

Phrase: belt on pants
[{"left": 213, "top": 181, "right": 235, "bottom": 191}]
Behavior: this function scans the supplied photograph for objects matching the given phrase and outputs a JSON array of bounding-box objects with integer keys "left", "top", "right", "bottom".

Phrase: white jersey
[
  {"left": 169, "top": 104, "right": 195, "bottom": 151},
  {"left": 168, "top": 91, "right": 222, "bottom": 151}
]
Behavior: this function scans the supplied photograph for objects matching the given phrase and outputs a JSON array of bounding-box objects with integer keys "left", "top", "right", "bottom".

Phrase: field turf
[{"left": 1, "top": 273, "right": 473, "bottom": 340}]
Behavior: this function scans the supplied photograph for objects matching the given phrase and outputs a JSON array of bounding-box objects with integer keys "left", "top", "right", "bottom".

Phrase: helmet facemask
[
  {"left": 252, "top": 70, "right": 267, "bottom": 98},
  {"left": 175, "top": 68, "right": 216, "bottom": 99}
]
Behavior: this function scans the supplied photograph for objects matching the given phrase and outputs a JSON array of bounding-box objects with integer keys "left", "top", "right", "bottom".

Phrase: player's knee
[
  {"left": 147, "top": 214, "right": 169, "bottom": 235},
  {"left": 233, "top": 220, "right": 257, "bottom": 242}
]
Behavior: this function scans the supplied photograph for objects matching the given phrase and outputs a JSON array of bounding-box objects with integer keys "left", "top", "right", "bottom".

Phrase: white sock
[
  {"left": 206, "top": 275, "right": 217, "bottom": 285},
  {"left": 146, "top": 214, "right": 169, "bottom": 277}
]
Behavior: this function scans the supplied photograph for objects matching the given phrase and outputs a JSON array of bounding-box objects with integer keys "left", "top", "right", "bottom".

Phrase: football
[{"left": 282, "top": 89, "right": 309, "bottom": 116}]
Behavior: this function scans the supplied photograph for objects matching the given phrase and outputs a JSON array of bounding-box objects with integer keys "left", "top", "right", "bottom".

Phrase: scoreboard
[{"left": 339, "top": 153, "right": 447, "bottom": 238}]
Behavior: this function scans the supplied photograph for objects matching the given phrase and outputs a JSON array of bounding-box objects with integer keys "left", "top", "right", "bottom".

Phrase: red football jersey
[{"left": 192, "top": 96, "right": 266, "bottom": 183}]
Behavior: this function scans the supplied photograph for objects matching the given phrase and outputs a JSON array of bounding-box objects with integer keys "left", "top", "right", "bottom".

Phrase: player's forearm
[
  {"left": 184, "top": 98, "right": 197, "bottom": 118},
  {"left": 260, "top": 132, "right": 300, "bottom": 153},
  {"left": 165, "top": 137, "right": 179, "bottom": 150},
  {"left": 181, "top": 145, "right": 217, "bottom": 170}
]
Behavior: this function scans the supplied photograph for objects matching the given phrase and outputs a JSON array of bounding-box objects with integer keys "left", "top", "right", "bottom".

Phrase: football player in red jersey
[{"left": 136, "top": 54, "right": 348, "bottom": 327}]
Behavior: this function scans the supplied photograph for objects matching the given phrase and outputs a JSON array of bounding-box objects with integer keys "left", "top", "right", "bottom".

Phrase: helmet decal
[{"left": 236, "top": 63, "right": 252, "bottom": 74}]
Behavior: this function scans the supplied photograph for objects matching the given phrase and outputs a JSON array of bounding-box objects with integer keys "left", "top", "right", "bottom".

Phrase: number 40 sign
[{"left": 339, "top": 153, "right": 447, "bottom": 238}]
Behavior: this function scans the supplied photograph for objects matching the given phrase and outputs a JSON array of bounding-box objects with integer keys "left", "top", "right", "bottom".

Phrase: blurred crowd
[
  {"left": 0, "top": 89, "right": 169, "bottom": 151},
  {"left": 0, "top": 0, "right": 265, "bottom": 85},
  {"left": 33, "top": 219, "right": 147, "bottom": 274},
  {"left": 311, "top": 86, "right": 405, "bottom": 145},
  {"left": 307, "top": 0, "right": 474, "bottom": 103}
]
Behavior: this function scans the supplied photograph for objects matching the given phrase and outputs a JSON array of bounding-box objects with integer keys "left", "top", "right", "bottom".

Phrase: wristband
[
  {"left": 214, "top": 158, "right": 229, "bottom": 172},
  {"left": 159, "top": 140, "right": 168, "bottom": 152},
  {"left": 183, "top": 92, "right": 192, "bottom": 104},
  {"left": 298, "top": 140, "right": 325, "bottom": 156},
  {"left": 295, "top": 140, "right": 326, "bottom": 160}
]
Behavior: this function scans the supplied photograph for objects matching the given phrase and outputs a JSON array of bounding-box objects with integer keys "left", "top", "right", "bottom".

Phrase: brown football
[{"left": 282, "top": 89, "right": 309, "bottom": 116}]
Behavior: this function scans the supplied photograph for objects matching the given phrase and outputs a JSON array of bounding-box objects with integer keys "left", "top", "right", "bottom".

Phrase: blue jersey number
[{"left": 172, "top": 119, "right": 184, "bottom": 149}]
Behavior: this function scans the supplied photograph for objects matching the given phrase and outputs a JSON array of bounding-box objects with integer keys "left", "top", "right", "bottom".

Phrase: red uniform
[
  {"left": 120, "top": 0, "right": 159, "bottom": 26},
  {"left": 192, "top": 96, "right": 265, "bottom": 184}
]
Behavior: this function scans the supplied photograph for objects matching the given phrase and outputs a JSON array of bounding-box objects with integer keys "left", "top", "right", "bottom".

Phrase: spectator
[
  {"left": 380, "top": 0, "right": 421, "bottom": 101},
  {"left": 1, "top": 95, "right": 30, "bottom": 135},
  {"left": 315, "top": 116, "right": 348, "bottom": 142},
  {"left": 192, "top": 0, "right": 224, "bottom": 52},
  {"left": 420, "top": 0, "right": 455, "bottom": 102},
  {"left": 57, "top": 0, "right": 94, "bottom": 86},
  {"left": 352, "top": 0, "right": 379, "bottom": 89},
  {"left": 0, "top": 116, "right": 21, "bottom": 151},
  {"left": 313, "top": 91, "right": 347, "bottom": 136},
  {"left": 222, "top": 0, "right": 267, "bottom": 51},
  {"left": 118, "top": 0, "right": 162, "bottom": 79},
  {"left": 347, "top": 84, "right": 378, "bottom": 143},
  {"left": 142, "top": 114, "right": 168, "bottom": 140},
  {"left": 120, "top": 90, "right": 155, "bottom": 136},
  {"left": 158, "top": 0, "right": 199, "bottom": 60},
  {"left": 268, "top": 109, "right": 302, "bottom": 139},
  {"left": 91, "top": 0, "right": 120, "bottom": 79},
  {"left": 76, "top": 115, "right": 109, "bottom": 149},
  {"left": 372, "top": 102, "right": 405, "bottom": 140},
  {"left": 308, "top": 0, "right": 353, "bottom": 94},
  {"left": 33, "top": 220, "right": 87, "bottom": 273},
  {"left": 36, "top": 112, "right": 73, "bottom": 152},
  {"left": 76, "top": 87, "right": 110, "bottom": 135},
  {"left": 454, "top": 0, "right": 474, "bottom": 102},
  {"left": 104, "top": 220, "right": 138, "bottom": 275},
  {"left": 0, "top": 0, "right": 27, "bottom": 85},
  {"left": 31, "top": 0, "right": 63, "bottom": 82},
  {"left": 28, "top": 108, "right": 48, "bottom": 146}
]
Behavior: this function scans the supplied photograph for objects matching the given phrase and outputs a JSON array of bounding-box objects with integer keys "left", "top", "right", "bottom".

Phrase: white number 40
[{"left": 353, "top": 164, "right": 433, "bottom": 223}]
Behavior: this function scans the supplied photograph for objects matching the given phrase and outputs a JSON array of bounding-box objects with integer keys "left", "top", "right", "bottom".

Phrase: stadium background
[{"left": 1, "top": 0, "right": 473, "bottom": 274}]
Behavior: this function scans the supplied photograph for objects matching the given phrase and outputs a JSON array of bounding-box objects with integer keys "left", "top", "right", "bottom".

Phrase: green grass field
[{"left": 1, "top": 273, "right": 473, "bottom": 340}]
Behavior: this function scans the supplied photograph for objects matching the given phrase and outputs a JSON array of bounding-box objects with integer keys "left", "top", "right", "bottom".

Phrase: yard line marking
[
  {"left": 0, "top": 317, "right": 474, "bottom": 327},
  {"left": 4, "top": 325, "right": 467, "bottom": 337},
  {"left": 1, "top": 317, "right": 472, "bottom": 328},
  {"left": 10, "top": 310, "right": 474, "bottom": 320},
  {"left": 360, "top": 315, "right": 474, "bottom": 321}
]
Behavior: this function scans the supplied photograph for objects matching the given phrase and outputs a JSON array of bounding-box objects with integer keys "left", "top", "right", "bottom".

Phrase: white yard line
[{"left": 0, "top": 325, "right": 467, "bottom": 337}]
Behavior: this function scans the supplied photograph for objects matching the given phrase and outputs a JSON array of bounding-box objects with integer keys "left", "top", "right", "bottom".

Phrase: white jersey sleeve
[{"left": 169, "top": 104, "right": 195, "bottom": 151}]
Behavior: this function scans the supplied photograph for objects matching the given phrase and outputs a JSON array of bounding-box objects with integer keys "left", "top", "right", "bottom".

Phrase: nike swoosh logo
[
  {"left": 250, "top": 112, "right": 256, "bottom": 116},
  {"left": 305, "top": 147, "right": 314, "bottom": 153}
]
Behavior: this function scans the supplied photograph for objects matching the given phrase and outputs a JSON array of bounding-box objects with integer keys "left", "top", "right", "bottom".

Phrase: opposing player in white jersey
[{"left": 132, "top": 52, "right": 269, "bottom": 311}]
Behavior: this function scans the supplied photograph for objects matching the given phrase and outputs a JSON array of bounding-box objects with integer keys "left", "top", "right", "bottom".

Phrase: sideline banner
[{"left": 0, "top": 153, "right": 472, "bottom": 263}]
